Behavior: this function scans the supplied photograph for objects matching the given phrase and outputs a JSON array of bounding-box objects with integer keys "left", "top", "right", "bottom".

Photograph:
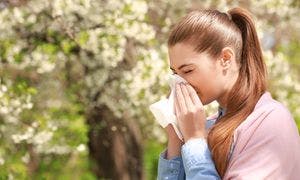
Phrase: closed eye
[
  {"left": 171, "top": 70, "right": 193, "bottom": 75},
  {"left": 184, "top": 70, "right": 193, "bottom": 74}
]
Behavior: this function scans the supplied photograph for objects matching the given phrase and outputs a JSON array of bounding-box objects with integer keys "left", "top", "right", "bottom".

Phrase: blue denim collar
[{"left": 217, "top": 106, "right": 226, "bottom": 119}]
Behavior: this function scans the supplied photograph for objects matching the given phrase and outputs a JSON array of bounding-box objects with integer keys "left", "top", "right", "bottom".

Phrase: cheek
[
  {"left": 186, "top": 73, "right": 213, "bottom": 91},
  {"left": 189, "top": 78, "right": 221, "bottom": 104},
  {"left": 184, "top": 70, "right": 221, "bottom": 102},
  {"left": 185, "top": 73, "right": 207, "bottom": 92}
]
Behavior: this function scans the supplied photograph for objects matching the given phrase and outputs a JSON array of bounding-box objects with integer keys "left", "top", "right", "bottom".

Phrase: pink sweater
[{"left": 224, "top": 92, "right": 300, "bottom": 179}]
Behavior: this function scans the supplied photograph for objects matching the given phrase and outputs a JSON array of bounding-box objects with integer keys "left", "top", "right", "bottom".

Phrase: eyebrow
[{"left": 170, "top": 63, "right": 194, "bottom": 71}]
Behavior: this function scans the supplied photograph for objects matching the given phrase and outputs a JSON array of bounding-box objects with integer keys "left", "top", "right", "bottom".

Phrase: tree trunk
[{"left": 87, "top": 104, "right": 144, "bottom": 180}]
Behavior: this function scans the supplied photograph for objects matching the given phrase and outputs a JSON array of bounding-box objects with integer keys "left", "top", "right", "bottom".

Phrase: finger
[
  {"left": 186, "top": 84, "right": 203, "bottom": 107},
  {"left": 184, "top": 84, "right": 196, "bottom": 105},
  {"left": 165, "top": 124, "right": 173, "bottom": 133},
  {"left": 174, "top": 90, "right": 184, "bottom": 133},
  {"left": 175, "top": 83, "right": 187, "bottom": 113},
  {"left": 174, "top": 94, "right": 180, "bottom": 116},
  {"left": 180, "top": 83, "right": 194, "bottom": 110}
]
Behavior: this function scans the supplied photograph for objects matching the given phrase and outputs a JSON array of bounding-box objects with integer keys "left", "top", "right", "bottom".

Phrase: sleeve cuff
[
  {"left": 157, "top": 149, "right": 183, "bottom": 179},
  {"left": 181, "top": 138, "right": 213, "bottom": 171}
]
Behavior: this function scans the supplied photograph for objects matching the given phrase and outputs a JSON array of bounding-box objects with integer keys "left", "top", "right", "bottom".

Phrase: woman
[{"left": 157, "top": 7, "right": 300, "bottom": 180}]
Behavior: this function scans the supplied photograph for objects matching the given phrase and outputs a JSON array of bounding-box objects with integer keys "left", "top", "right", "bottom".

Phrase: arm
[
  {"left": 157, "top": 83, "right": 222, "bottom": 180},
  {"left": 157, "top": 120, "right": 221, "bottom": 180},
  {"left": 157, "top": 138, "right": 221, "bottom": 180},
  {"left": 157, "top": 150, "right": 185, "bottom": 180},
  {"left": 181, "top": 138, "right": 220, "bottom": 180},
  {"left": 157, "top": 124, "right": 185, "bottom": 180},
  {"left": 174, "top": 82, "right": 220, "bottom": 179}
]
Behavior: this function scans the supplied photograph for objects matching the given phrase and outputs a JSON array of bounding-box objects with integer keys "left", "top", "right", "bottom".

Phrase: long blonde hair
[{"left": 168, "top": 7, "right": 267, "bottom": 177}]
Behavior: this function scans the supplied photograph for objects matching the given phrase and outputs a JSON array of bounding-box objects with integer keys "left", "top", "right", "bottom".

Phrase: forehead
[{"left": 168, "top": 43, "right": 212, "bottom": 69}]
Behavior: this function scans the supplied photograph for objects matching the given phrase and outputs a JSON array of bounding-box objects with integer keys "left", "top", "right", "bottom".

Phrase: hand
[{"left": 175, "top": 82, "right": 206, "bottom": 142}]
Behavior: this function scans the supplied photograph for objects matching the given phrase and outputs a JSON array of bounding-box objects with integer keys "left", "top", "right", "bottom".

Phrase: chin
[{"left": 197, "top": 94, "right": 213, "bottom": 105}]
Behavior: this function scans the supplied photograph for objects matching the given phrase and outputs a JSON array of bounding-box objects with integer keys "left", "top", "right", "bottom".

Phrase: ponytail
[
  {"left": 207, "top": 7, "right": 267, "bottom": 177},
  {"left": 229, "top": 7, "right": 267, "bottom": 91}
]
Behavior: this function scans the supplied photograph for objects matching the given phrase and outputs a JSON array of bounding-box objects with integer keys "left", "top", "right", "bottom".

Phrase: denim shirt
[{"left": 157, "top": 107, "right": 227, "bottom": 180}]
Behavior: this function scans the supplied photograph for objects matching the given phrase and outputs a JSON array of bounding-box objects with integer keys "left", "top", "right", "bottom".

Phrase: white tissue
[{"left": 149, "top": 74, "right": 187, "bottom": 141}]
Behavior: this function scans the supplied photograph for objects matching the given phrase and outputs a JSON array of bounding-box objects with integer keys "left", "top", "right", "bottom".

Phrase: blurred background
[{"left": 0, "top": 0, "right": 299, "bottom": 179}]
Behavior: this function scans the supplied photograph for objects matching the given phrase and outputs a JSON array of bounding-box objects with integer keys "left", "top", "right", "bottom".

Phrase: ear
[{"left": 219, "top": 47, "right": 234, "bottom": 69}]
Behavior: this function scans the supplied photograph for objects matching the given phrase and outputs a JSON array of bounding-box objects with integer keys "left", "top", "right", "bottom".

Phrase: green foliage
[
  {"left": 277, "top": 39, "right": 300, "bottom": 66},
  {"left": 144, "top": 139, "right": 165, "bottom": 180}
]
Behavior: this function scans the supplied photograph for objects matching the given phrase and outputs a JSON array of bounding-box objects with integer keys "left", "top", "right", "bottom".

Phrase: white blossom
[{"left": 76, "top": 144, "right": 86, "bottom": 152}]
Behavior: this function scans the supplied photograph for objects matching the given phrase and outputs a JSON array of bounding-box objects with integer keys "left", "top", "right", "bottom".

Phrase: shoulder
[
  {"left": 257, "top": 99, "right": 294, "bottom": 129},
  {"left": 233, "top": 93, "right": 299, "bottom": 150},
  {"left": 237, "top": 93, "right": 294, "bottom": 133},
  {"left": 255, "top": 100, "right": 296, "bottom": 138}
]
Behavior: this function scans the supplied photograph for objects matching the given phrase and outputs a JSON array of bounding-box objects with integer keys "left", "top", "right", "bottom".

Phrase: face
[{"left": 169, "top": 43, "right": 236, "bottom": 106}]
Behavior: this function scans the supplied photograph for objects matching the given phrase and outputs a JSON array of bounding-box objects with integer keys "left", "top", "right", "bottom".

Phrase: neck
[
  {"left": 218, "top": 68, "right": 240, "bottom": 108},
  {"left": 217, "top": 93, "right": 228, "bottom": 109}
]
